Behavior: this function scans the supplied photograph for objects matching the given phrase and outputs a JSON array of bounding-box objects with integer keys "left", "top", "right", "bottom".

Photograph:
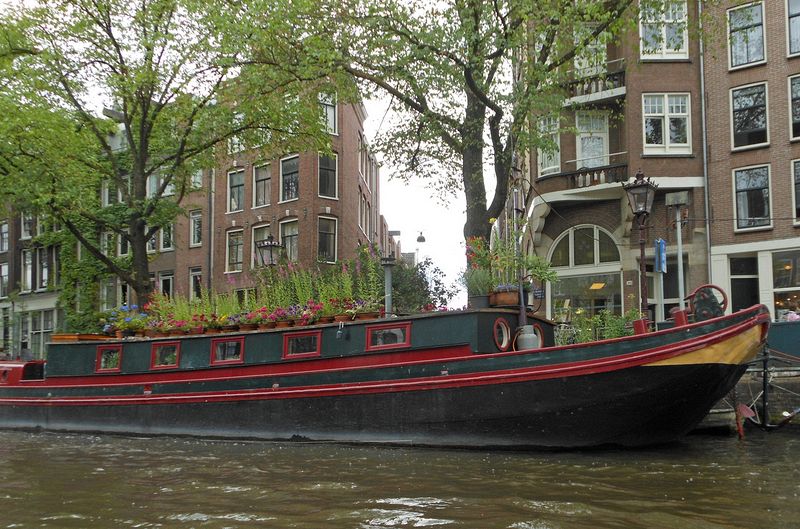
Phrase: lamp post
[
  {"left": 623, "top": 170, "right": 658, "bottom": 319},
  {"left": 254, "top": 234, "right": 283, "bottom": 267}
]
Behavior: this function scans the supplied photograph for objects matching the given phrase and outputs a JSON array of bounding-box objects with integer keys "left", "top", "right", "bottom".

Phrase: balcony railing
[
  {"left": 562, "top": 162, "right": 628, "bottom": 189},
  {"left": 565, "top": 58, "right": 626, "bottom": 101}
]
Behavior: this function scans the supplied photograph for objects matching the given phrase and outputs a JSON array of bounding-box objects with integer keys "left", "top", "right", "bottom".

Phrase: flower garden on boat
[{"left": 99, "top": 245, "right": 388, "bottom": 336}]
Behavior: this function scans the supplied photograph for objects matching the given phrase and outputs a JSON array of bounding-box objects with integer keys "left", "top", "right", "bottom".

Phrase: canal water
[{"left": 0, "top": 429, "right": 798, "bottom": 528}]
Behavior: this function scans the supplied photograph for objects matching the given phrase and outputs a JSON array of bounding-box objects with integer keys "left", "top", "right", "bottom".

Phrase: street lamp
[
  {"left": 255, "top": 234, "right": 283, "bottom": 267},
  {"left": 623, "top": 170, "right": 658, "bottom": 319}
]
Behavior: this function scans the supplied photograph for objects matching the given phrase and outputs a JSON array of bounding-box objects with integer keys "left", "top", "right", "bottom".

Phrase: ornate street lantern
[
  {"left": 623, "top": 170, "right": 658, "bottom": 319},
  {"left": 254, "top": 234, "right": 283, "bottom": 267}
]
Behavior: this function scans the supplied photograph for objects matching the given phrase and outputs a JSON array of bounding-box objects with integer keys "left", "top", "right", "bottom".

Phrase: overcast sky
[{"left": 362, "top": 97, "right": 467, "bottom": 306}]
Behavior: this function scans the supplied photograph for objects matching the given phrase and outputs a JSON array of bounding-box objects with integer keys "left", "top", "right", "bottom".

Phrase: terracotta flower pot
[
  {"left": 333, "top": 314, "right": 352, "bottom": 323},
  {"left": 239, "top": 323, "right": 258, "bottom": 331},
  {"left": 317, "top": 315, "right": 335, "bottom": 324}
]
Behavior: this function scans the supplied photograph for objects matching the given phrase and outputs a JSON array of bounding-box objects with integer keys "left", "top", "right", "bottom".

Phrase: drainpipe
[
  {"left": 698, "top": 0, "right": 713, "bottom": 283},
  {"left": 207, "top": 168, "right": 215, "bottom": 291}
]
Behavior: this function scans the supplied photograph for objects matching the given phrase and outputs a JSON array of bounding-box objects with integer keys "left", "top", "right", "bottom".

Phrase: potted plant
[
  {"left": 488, "top": 229, "right": 557, "bottom": 307},
  {"left": 461, "top": 267, "right": 495, "bottom": 309}
]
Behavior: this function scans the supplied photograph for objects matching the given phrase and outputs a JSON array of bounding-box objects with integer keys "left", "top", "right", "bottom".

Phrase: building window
[
  {"left": 358, "top": 134, "right": 365, "bottom": 176},
  {"left": 151, "top": 342, "right": 180, "bottom": 369},
  {"left": 318, "top": 154, "right": 337, "bottom": 198},
  {"left": 576, "top": 112, "right": 608, "bottom": 168},
  {"left": 35, "top": 247, "right": 49, "bottom": 290},
  {"left": 791, "top": 76, "right": 800, "bottom": 140},
  {"left": 253, "top": 164, "right": 271, "bottom": 208},
  {"left": 0, "top": 221, "right": 8, "bottom": 252},
  {"left": 30, "top": 310, "right": 54, "bottom": 359},
  {"left": 96, "top": 345, "right": 122, "bottom": 372},
  {"left": 227, "top": 112, "right": 245, "bottom": 154},
  {"left": 731, "top": 83, "right": 768, "bottom": 149},
  {"left": 100, "top": 277, "right": 117, "bottom": 311},
  {"left": 640, "top": 1, "right": 688, "bottom": 60},
  {"left": 101, "top": 181, "right": 118, "bottom": 206},
  {"left": 730, "top": 256, "right": 759, "bottom": 314},
  {"left": 549, "top": 226, "right": 622, "bottom": 320},
  {"left": 734, "top": 165, "right": 771, "bottom": 230},
  {"left": 211, "top": 337, "right": 244, "bottom": 365},
  {"left": 20, "top": 213, "right": 33, "bottom": 240},
  {"left": 226, "top": 230, "right": 244, "bottom": 272},
  {"left": 643, "top": 94, "right": 690, "bottom": 154},
  {"left": 794, "top": 160, "right": 800, "bottom": 223},
  {"left": 158, "top": 271, "right": 174, "bottom": 297},
  {"left": 729, "top": 2, "right": 765, "bottom": 69},
  {"left": 189, "top": 210, "right": 202, "bottom": 247},
  {"left": 320, "top": 92, "right": 337, "bottom": 134},
  {"left": 189, "top": 267, "right": 202, "bottom": 300},
  {"left": 252, "top": 224, "right": 271, "bottom": 267},
  {"left": 773, "top": 250, "right": 800, "bottom": 319},
  {"left": 20, "top": 249, "right": 32, "bottom": 292},
  {"left": 228, "top": 169, "right": 244, "bottom": 212},
  {"left": 191, "top": 169, "right": 204, "bottom": 189},
  {"left": 280, "top": 156, "right": 299, "bottom": 202},
  {"left": 118, "top": 234, "right": 129, "bottom": 256},
  {"left": 318, "top": 217, "right": 337, "bottom": 263},
  {"left": 0, "top": 263, "right": 7, "bottom": 298},
  {"left": 537, "top": 116, "right": 560, "bottom": 176},
  {"left": 146, "top": 229, "right": 158, "bottom": 253},
  {"left": 280, "top": 219, "right": 298, "bottom": 262},
  {"left": 790, "top": 0, "right": 800, "bottom": 56},
  {"left": 160, "top": 224, "right": 174, "bottom": 251}
]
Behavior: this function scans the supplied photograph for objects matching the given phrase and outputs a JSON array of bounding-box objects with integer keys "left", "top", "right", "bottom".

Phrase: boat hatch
[{"left": 0, "top": 361, "right": 45, "bottom": 384}]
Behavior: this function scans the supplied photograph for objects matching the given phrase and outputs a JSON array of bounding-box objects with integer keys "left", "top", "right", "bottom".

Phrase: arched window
[{"left": 548, "top": 225, "right": 622, "bottom": 321}]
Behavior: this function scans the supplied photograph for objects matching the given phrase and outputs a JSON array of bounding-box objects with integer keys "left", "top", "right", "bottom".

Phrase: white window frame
[
  {"left": 318, "top": 153, "right": 338, "bottom": 199},
  {"left": 0, "top": 262, "right": 8, "bottom": 298},
  {"left": 118, "top": 233, "right": 129, "bottom": 256},
  {"left": 251, "top": 223, "right": 271, "bottom": 268},
  {"left": 279, "top": 218, "right": 299, "bottom": 262},
  {"left": 20, "top": 213, "right": 33, "bottom": 240},
  {"left": 189, "top": 210, "right": 202, "bottom": 247},
  {"left": 732, "top": 163, "right": 772, "bottom": 232},
  {"left": 253, "top": 163, "right": 271, "bottom": 209},
  {"left": 318, "top": 216, "right": 338, "bottom": 264},
  {"left": 320, "top": 92, "right": 338, "bottom": 135},
  {"left": 189, "top": 267, "right": 202, "bottom": 300},
  {"left": 728, "top": 2, "right": 766, "bottom": 71},
  {"left": 227, "top": 168, "right": 245, "bottom": 213},
  {"left": 225, "top": 229, "right": 244, "bottom": 273},
  {"left": 642, "top": 93, "right": 692, "bottom": 155},
  {"left": 146, "top": 227, "right": 157, "bottom": 254},
  {"left": 160, "top": 223, "right": 174, "bottom": 251},
  {"left": 639, "top": 0, "right": 689, "bottom": 60},
  {"left": 191, "top": 169, "right": 203, "bottom": 189},
  {"left": 730, "top": 82, "right": 769, "bottom": 151},
  {"left": 227, "top": 112, "right": 245, "bottom": 155},
  {"left": 158, "top": 271, "right": 174, "bottom": 297},
  {"left": 0, "top": 221, "right": 8, "bottom": 253},
  {"left": 537, "top": 116, "right": 561, "bottom": 177},
  {"left": 21, "top": 248, "right": 32, "bottom": 293},
  {"left": 575, "top": 112, "right": 609, "bottom": 168},
  {"left": 790, "top": 75, "right": 800, "bottom": 141},
  {"left": 789, "top": 0, "right": 800, "bottom": 57},
  {"left": 279, "top": 155, "right": 299, "bottom": 203},
  {"left": 792, "top": 158, "right": 800, "bottom": 226}
]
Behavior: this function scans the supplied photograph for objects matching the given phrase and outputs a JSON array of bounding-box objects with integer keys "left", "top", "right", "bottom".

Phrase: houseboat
[{"left": 0, "top": 286, "right": 769, "bottom": 448}]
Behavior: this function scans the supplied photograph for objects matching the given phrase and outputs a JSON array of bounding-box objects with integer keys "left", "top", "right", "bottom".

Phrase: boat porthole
[{"left": 493, "top": 319, "right": 511, "bottom": 351}]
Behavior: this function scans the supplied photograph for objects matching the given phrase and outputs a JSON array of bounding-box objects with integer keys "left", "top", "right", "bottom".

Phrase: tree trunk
[{"left": 461, "top": 95, "right": 491, "bottom": 245}]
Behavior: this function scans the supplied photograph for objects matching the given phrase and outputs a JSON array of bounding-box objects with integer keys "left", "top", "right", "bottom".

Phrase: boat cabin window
[
  {"left": 211, "top": 337, "right": 244, "bottom": 365},
  {"left": 151, "top": 342, "right": 180, "bottom": 369},
  {"left": 96, "top": 345, "right": 122, "bottom": 372},
  {"left": 365, "top": 322, "right": 412, "bottom": 351},
  {"left": 493, "top": 319, "right": 511, "bottom": 351},
  {"left": 283, "top": 330, "right": 322, "bottom": 359},
  {"left": 22, "top": 361, "right": 45, "bottom": 380}
]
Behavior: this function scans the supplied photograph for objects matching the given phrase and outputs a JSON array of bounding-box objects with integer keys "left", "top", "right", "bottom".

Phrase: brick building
[
  {"left": 524, "top": 0, "right": 800, "bottom": 322},
  {"left": 0, "top": 96, "right": 397, "bottom": 359}
]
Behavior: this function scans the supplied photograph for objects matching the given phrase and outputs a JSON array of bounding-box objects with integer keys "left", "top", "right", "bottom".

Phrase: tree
[
  {"left": 330, "top": 0, "right": 651, "bottom": 244},
  {"left": 393, "top": 258, "right": 458, "bottom": 313},
  {"left": 0, "top": 0, "right": 343, "bottom": 302}
]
